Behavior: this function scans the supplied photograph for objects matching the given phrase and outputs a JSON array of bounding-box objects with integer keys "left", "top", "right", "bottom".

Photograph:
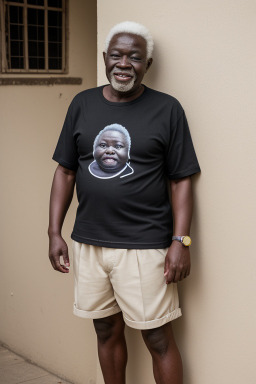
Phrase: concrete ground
[{"left": 0, "top": 345, "right": 72, "bottom": 384}]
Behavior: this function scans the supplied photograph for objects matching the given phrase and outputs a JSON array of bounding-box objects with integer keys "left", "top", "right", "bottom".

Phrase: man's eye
[
  {"left": 131, "top": 57, "right": 141, "bottom": 61},
  {"left": 99, "top": 143, "right": 106, "bottom": 148},
  {"left": 115, "top": 145, "right": 123, "bottom": 149},
  {"left": 110, "top": 54, "right": 120, "bottom": 58}
]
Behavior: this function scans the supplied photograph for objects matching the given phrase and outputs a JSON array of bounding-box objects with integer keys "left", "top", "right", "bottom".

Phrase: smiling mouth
[{"left": 114, "top": 73, "right": 133, "bottom": 82}]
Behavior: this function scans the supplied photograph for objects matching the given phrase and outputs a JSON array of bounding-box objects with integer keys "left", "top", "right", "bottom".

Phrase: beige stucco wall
[
  {"left": 97, "top": 1, "right": 256, "bottom": 383},
  {"left": 1, "top": 1, "right": 255, "bottom": 383},
  {"left": 0, "top": 1, "right": 97, "bottom": 383}
]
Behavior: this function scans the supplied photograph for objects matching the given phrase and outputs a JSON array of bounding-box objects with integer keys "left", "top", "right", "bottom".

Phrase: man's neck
[{"left": 102, "top": 84, "right": 144, "bottom": 103}]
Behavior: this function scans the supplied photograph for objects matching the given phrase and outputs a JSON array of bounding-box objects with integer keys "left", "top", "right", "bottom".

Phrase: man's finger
[
  {"left": 62, "top": 249, "right": 70, "bottom": 267},
  {"left": 180, "top": 270, "right": 186, "bottom": 281},
  {"left": 164, "top": 269, "right": 168, "bottom": 284},
  {"left": 184, "top": 266, "right": 190, "bottom": 278},
  {"left": 173, "top": 269, "right": 181, "bottom": 283},
  {"left": 164, "top": 256, "right": 169, "bottom": 275},
  {"left": 54, "top": 260, "right": 69, "bottom": 273},
  {"left": 49, "top": 257, "right": 56, "bottom": 270},
  {"left": 166, "top": 268, "right": 175, "bottom": 284}
]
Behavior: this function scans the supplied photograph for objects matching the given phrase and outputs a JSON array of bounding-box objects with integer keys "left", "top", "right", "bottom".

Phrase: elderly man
[{"left": 49, "top": 21, "right": 200, "bottom": 384}]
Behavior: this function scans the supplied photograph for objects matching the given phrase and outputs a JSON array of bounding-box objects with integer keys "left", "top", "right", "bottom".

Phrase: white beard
[{"left": 109, "top": 68, "right": 137, "bottom": 93}]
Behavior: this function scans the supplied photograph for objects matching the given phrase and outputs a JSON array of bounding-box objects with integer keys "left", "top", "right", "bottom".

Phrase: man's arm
[
  {"left": 48, "top": 164, "right": 76, "bottom": 273},
  {"left": 164, "top": 176, "right": 193, "bottom": 283}
]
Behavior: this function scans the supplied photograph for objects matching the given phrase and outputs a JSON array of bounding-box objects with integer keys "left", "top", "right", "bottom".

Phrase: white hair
[
  {"left": 105, "top": 21, "right": 154, "bottom": 60},
  {"left": 93, "top": 124, "right": 131, "bottom": 155}
]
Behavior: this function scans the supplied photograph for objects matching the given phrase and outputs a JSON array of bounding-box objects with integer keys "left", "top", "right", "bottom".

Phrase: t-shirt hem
[
  {"left": 168, "top": 166, "right": 201, "bottom": 180},
  {"left": 71, "top": 233, "right": 172, "bottom": 250}
]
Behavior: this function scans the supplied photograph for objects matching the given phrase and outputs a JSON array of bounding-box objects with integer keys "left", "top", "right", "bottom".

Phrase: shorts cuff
[
  {"left": 73, "top": 303, "right": 121, "bottom": 319},
  {"left": 123, "top": 308, "right": 182, "bottom": 330}
]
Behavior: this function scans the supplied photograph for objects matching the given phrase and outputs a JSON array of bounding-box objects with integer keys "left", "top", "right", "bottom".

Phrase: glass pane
[
  {"left": 9, "top": 6, "right": 23, "bottom": 24},
  {"left": 38, "top": 58, "right": 45, "bottom": 69},
  {"left": 6, "top": 0, "right": 23, "bottom": 3},
  {"left": 28, "top": 42, "right": 37, "bottom": 56},
  {"left": 10, "top": 24, "right": 24, "bottom": 40},
  {"left": 48, "top": 0, "right": 62, "bottom": 8},
  {"left": 28, "top": 41, "right": 45, "bottom": 56},
  {"left": 48, "top": 11, "right": 62, "bottom": 27},
  {"left": 11, "top": 41, "right": 23, "bottom": 56},
  {"left": 49, "top": 57, "right": 62, "bottom": 69},
  {"left": 28, "top": 26, "right": 44, "bottom": 41},
  {"left": 29, "top": 58, "right": 37, "bottom": 69},
  {"left": 27, "top": 8, "right": 45, "bottom": 69},
  {"left": 48, "top": 27, "right": 62, "bottom": 42},
  {"left": 28, "top": 8, "right": 44, "bottom": 26},
  {"left": 11, "top": 57, "right": 24, "bottom": 68},
  {"left": 29, "top": 57, "right": 45, "bottom": 69},
  {"left": 27, "top": 0, "right": 44, "bottom": 5},
  {"left": 48, "top": 42, "right": 61, "bottom": 58},
  {"left": 37, "top": 42, "right": 44, "bottom": 56}
]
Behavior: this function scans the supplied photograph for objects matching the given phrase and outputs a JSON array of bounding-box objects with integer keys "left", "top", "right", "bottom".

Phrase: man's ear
[
  {"left": 103, "top": 51, "right": 106, "bottom": 63},
  {"left": 146, "top": 58, "right": 153, "bottom": 72}
]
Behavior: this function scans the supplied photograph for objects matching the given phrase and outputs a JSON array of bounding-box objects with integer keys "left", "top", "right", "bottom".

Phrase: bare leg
[
  {"left": 93, "top": 312, "right": 127, "bottom": 384},
  {"left": 142, "top": 322, "right": 183, "bottom": 384}
]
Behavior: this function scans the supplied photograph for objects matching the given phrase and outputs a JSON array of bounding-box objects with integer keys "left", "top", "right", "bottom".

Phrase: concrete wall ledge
[{"left": 0, "top": 77, "right": 82, "bottom": 86}]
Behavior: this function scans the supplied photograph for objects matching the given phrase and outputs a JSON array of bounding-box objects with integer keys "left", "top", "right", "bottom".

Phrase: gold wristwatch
[{"left": 172, "top": 236, "right": 192, "bottom": 247}]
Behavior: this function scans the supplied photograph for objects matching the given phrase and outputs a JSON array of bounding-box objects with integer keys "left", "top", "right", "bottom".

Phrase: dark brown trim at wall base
[{"left": 0, "top": 77, "right": 82, "bottom": 86}]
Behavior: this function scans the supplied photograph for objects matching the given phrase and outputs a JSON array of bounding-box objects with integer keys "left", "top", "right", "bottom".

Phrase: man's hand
[
  {"left": 164, "top": 241, "right": 191, "bottom": 284},
  {"left": 49, "top": 234, "right": 70, "bottom": 273}
]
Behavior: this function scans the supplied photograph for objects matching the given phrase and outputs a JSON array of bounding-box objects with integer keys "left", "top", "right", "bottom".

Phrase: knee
[
  {"left": 93, "top": 315, "right": 125, "bottom": 345},
  {"left": 93, "top": 318, "right": 115, "bottom": 344},
  {"left": 142, "top": 327, "right": 170, "bottom": 357}
]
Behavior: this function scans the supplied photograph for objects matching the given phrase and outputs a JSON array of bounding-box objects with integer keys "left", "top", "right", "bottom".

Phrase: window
[{"left": 0, "top": 0, "right": 67, "bottom": 73}]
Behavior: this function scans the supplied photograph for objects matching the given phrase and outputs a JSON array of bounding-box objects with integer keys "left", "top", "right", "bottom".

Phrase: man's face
[
  {"left": 103, "top": 33, "right": 152, "bottom": 94},
  {"left": 94, "top": 130, "right": 129, "bottom": 173}
]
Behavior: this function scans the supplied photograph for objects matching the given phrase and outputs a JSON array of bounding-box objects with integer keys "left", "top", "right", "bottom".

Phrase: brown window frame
[{"left": 0, "top": 0, "right": 68, "bottom": 74}]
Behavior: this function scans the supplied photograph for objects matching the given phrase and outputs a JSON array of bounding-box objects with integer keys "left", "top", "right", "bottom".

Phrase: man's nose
[{"left": 116, "top": 55, "right": 132, "bottom": 68}]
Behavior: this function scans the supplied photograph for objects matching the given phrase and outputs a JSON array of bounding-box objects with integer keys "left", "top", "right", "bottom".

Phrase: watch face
[{"left": 183, "top": 236, "right": 192, "bottom": 246}]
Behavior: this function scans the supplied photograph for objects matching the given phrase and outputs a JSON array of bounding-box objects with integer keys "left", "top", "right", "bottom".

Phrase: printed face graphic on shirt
[
  {"left": 88, "top": 124, "right": 134, "bottom": 179},
  {"left": 94, "top": 130, "right": 128, "bottom": 172}
]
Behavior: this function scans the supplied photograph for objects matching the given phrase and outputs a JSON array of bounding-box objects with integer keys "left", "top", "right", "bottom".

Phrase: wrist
[
  {"left": 172, "top": 235, "right": 192, "bottom": 247},
  {"left": 48, "top": 228, "right": 62, "bottom": 238}
]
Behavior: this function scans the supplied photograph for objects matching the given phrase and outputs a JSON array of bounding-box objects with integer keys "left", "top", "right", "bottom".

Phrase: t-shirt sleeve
[
  {"left": 52, "top": 100, "right": 79, "bottom": 171},
  {"left": 166, "top": 105, "right": 201, "bottom": 179}
]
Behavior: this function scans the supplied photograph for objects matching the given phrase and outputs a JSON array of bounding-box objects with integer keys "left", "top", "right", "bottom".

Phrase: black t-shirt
[{"left": 53, "top": 85, "right": 200, "bottom": 249}]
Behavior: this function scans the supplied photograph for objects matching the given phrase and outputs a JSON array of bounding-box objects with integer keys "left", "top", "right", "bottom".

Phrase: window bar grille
[
  {"left": 24, "top": 1, "right": 29, "bottom": 71},
  {"left": 44, "top": 0, "right": 48, "bottom": 71},
  {"left": 7, "top": 4, "right": 11, "bottom": 69},
  {"left": 62, "top": 1, "right": 65, "bottom": 72},
  {"left": 2, "top": 0, "right": 66, "bottom": 73},
  {"left": 1, "top": 2, "right": 4, "bottom": 70}
]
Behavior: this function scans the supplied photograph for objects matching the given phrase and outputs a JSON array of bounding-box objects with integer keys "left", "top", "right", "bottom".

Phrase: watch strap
[{"left": 172, "top": 236, "right": 183, "bottom": 242}]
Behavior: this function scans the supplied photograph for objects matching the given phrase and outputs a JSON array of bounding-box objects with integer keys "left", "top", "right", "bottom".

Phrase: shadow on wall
[
  {"left": 173, "top": 173, "right": 202, "bottom": 384},
  {"left": 124, "top": 174, "right": 201, "bottom": 384},
  {"left": 144, "top": 45, "right": 160, "bottom": 89}
]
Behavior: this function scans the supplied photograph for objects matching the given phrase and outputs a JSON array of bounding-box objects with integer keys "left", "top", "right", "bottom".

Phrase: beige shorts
[{"left": 72, "top": 241, "right": 182, "bottom": 330}]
